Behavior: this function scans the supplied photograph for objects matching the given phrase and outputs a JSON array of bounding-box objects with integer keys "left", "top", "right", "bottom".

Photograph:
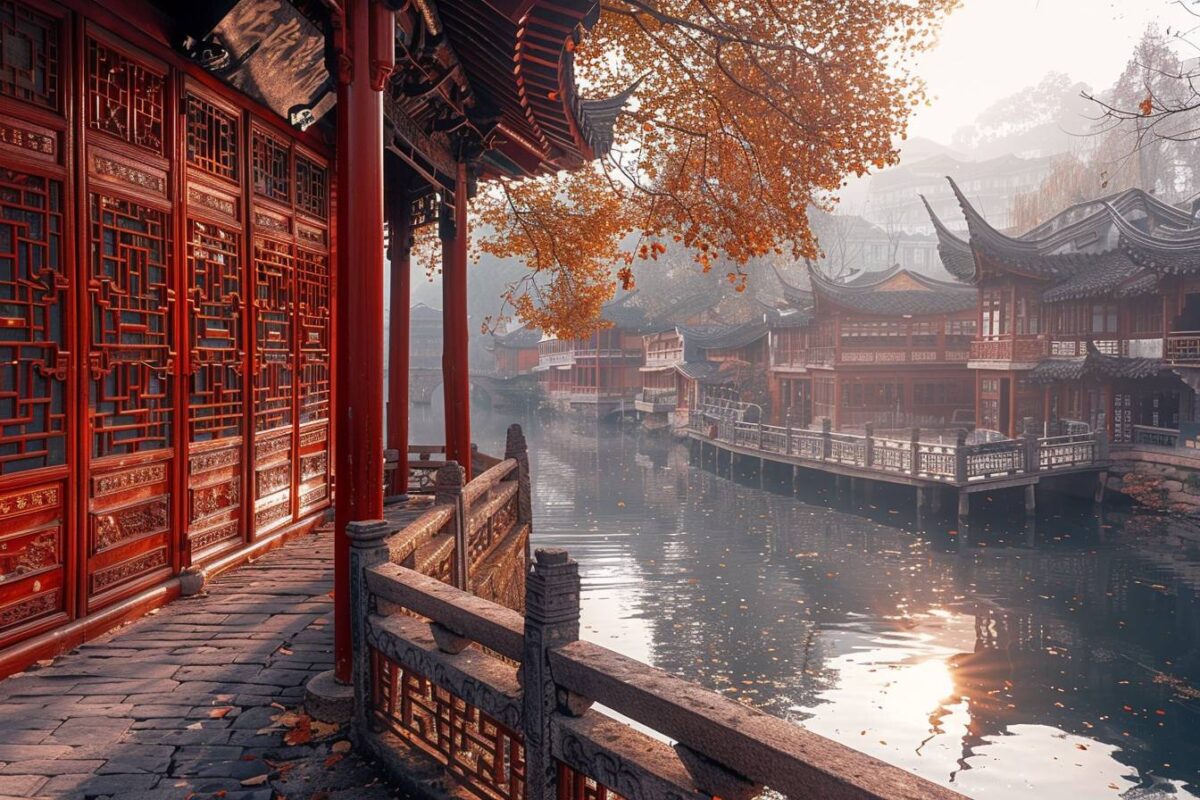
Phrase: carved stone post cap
[
  {"left": 955, "top": 428, "right": 969, "bottom": 445},
  {"left": 346, "top": 519, "right": 392, "bottom": 546},
  {"left": 534, "top": 548, "right": 571, "bottom": 566}
]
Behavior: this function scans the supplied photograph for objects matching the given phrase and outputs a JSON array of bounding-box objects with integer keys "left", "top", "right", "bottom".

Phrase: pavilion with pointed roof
[{"left": 927, "top": 177, "right": 1200, "bottom": 438}]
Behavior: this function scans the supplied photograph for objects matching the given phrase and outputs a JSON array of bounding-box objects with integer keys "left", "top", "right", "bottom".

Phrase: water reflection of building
[{"left": 460, "top": 412, "right": 1200, "bottom": 794}]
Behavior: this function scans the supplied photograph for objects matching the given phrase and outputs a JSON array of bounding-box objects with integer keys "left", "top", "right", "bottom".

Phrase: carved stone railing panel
[{"left": 349, "top": 539, "right": 967, "bottom": 800}]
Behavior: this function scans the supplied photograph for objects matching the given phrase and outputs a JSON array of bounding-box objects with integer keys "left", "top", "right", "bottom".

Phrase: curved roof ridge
[
  {"left": 576, "top": 73, "right": 645, "bottom": 155},
  {"left": 948, "top": 176, "right": 1043, "bottom": 259},
  {"left": 811, "top": 264, "right": 969, "bottom": 293},
  {"left": 1108, "top": 201, "right": 1200, "bottom": 274},
  {"left": 922, "top": 194, "right": 978, "bottom": 283}
]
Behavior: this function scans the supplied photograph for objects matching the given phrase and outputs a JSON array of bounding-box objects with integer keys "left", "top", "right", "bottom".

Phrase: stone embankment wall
[{"left": 1106, "top": 447, "right": 1200, "bottom": 516}]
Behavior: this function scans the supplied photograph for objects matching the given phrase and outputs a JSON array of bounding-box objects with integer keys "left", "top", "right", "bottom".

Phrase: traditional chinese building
[
  {"left": 408, "top": 303, "right": 443, "bottom": 371},
  {"left": 929, "top": 180, "right": 1200, "bottom": 439},
  {"left": 536, "top": 290, "right": 715, "bottom": 419},
  {"left": 768, "top": 266, "right": 978, "bottom": 430},
  {"left": 0, "top": 0, "right": 624, "bottom": 677},
  {"left": 488, "top": 326, "right": 541, "bottom": 379}
]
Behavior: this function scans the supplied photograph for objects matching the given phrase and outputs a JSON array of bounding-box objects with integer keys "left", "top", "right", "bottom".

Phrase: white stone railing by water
[
  {"left": 689, "top": 407, "right": 1105, "bottom": 485},
  {"left": 1130, "top": 425, "right": 1180, "bottom": 448}
]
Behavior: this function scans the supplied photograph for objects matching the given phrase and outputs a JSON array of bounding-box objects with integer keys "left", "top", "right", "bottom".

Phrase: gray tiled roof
[
  {"left": 809, "top": 267, "right": 976, "bottom": 316},
  {"left": 492, "top": 327, "right": 541, "bottom": 348},
  {"left": 931, "top": 177, "right": 1200, "bottom": 300},
  {"left": 1027, "top": 343, "right": 1163, "bottom": 385},
  {"left": 678, "top": 321, "right": 768, "bottom": 351},
  {"left": 1110, "top": 202, "right": 1200, "bottom": 275}
]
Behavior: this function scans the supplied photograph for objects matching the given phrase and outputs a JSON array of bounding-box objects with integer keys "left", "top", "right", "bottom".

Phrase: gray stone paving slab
[
  {"left": 0, "top": 776, "right": 47, "bottom": 796},
  {"left": 0, "top": 528, "right": 414, "bottom": 799}
]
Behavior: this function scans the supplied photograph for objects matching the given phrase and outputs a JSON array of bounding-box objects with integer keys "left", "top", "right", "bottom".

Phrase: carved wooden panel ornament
[{"left": 0, "top": 168, "right": 68, "bottom": 476}]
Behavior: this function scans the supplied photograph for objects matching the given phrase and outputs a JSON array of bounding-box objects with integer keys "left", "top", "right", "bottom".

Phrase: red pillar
[
  {"left": 333, "top": 0, "right": 391, "bottom": 683},
  {"left": 387, "top": 191, "right": 412, "bottom": 497},
  {"left": 442, "top": 160, "right": 472, "bottom": 479}
]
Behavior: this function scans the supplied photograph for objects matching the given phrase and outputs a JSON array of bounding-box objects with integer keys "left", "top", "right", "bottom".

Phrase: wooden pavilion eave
[{"left": 974, "top": 251, "right": 1055, "bottom": 285}]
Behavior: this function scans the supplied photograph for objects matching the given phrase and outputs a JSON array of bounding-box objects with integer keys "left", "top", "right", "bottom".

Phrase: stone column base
[{"left": 305, "top": 669, "right": 354, "bottom": 723}]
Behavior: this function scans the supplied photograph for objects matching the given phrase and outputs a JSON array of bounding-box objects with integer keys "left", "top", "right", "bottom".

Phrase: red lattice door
[
  {"left": 294, "top": 149, "right": 330, "bottom": 518},
  {"left": 82, "top": 33, "right": 175, "bottom": 610},
  {"left": 250, "top": 125, "right": 296, "bottom": 537},
  {"left": 0, "top": 0, "right": 73, "bottom": 645},
  {"left": 182, "top": 84, "right": 247, "bottom": 562}
]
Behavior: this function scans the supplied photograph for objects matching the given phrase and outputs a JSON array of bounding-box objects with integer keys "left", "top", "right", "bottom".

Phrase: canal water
[{"left": 411, "top": 403, "right": 1200, "bottom": 799}]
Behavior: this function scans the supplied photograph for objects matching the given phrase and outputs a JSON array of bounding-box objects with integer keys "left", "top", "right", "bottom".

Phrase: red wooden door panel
[
  {"left": 294, "top": 149, "right": 330, "bottom": 517},
  {"left": 0, "top": 168, "right": 70, "bottom": 645},
  {"left": 82, "top": 33, "right": 175, "bottom": 611},
  {"left": 183, "top": 86, "right": 246, "bottom": 563},
  {"left": 252, "top": 228, "right": 295, "bottom": 536},
  {"left": 0, "top": 0, "right": 73, "bottom": 649}
]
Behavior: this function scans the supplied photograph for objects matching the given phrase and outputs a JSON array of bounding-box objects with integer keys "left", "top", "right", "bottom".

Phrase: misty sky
[{"left": 908, "top": 0, "right": 1197, "bottom": 145}]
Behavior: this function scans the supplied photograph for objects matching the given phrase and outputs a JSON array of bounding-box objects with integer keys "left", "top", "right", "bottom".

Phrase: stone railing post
[
  {"left": 434, "top": 462, "right": 468, "bottom": 590},
  {"left": 348, "top": 520, "right": 392, "bottom": 739},
  {"left": 954, "top": 429, "right": 969, "bottom": 482},
  {"left": 863, "top": 422, "right": 874, "bottom": 469},
  {"left": 1022, "top": 417, "right": 1040, "bottom": 474},
  {"left": 505, "top": 424, "right": 532, "bottom": 526},
  {"left": 522, "top": 548, "right": 581, "bottom": 800},
  {"left": 909, "top": 427, "right": 921, "bottom": 477},
  {"left": 820, "top": 417, "right": 832, "bottom": 460}
]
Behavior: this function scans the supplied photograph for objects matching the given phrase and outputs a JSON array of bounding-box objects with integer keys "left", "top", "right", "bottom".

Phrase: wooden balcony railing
[
  {"left": 968, "top": 337, "right": 1048, "bottom": 363},
  {"left": 1166, "top": 331, "right": 1200, "bottom": 364},
  {"left": 348, "top": 541, "right": 967, "bottom": 800}
]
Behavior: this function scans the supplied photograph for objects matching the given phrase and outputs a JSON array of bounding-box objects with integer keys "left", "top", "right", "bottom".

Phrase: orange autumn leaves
[{"left": 476, "top": 0, "right": 960, "bottom": 340}]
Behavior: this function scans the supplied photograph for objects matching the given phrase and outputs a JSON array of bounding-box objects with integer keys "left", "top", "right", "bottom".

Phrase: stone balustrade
[
  {"left": 691, "top": 408, "right": 1105, "bottom": 485},
  {"left": 348, "top": 536, "right": 968, "bottom": 800}
]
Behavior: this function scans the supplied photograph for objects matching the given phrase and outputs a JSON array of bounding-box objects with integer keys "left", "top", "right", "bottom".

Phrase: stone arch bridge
[{"left": 409, "top": 368, "right": 537, "bottom": 410}]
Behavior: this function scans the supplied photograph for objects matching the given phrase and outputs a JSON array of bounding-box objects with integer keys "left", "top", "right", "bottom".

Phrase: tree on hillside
[
  {"left": 470, "top": 0, "right": 959, "bottom": 339},
  {"left": 952, "top": 72, "right": 1093, "bottom": 157},
  {"left": 1085, "top": 25, "right": 1200, "bottom": 201},
  {"left": 1008, "top": 155, "right": 1101, "bottom": 231},
  {"left": 1011, "top": 26, "right": 1200, "bottom": 230}
]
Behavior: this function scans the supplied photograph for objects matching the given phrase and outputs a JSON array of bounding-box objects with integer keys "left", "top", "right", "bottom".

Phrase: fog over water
[{"left": 412, "top": 402, "right": 1200, "bottom": 798}]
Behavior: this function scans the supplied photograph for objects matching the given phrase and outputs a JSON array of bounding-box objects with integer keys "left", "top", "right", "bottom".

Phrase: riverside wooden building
[
  {"left": 929, "top": 181, "right": 1200, "bottom": 440},
  {"left": 765, "top": 267, "right": 978, "bottom": 429},
  {"left": 535, "top": 290, "right": 717, "bottom": 418},
  {"left": 0, "top": 0, "right": 624, "bottom": 677}
]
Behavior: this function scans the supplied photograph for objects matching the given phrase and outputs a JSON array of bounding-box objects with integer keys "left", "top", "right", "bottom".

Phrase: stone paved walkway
[{"left": 0, "top": 527, "right": 407, "bottom": 800}]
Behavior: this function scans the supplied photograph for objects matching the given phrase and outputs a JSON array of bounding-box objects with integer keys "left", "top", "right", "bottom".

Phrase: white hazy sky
[{"left": 907, "top": 0, "right": 1198, "bottom": 144}]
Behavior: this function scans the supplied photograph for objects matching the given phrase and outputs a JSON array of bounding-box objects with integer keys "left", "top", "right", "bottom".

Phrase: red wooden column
[
  {"left": 387, "top": 191, "right": 412, "bottom": 497},
  {"left": 333, "top": 0, "right": 392, "bottom": 683},
  {"left": 442, "top": 160, "right": 472, "bottom": 479}
]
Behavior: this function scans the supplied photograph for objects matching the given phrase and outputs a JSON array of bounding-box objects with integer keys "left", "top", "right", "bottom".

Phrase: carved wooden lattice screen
[
  {"left": 0, "top": 0, "right": 70, "bottom": 648},
  {"left": 82, "top": 32, "right": 175, "bottom": 610},
  {"left": 0, "top": 3, "right": 334, "bottom": 654},
  {"left": 294, "top": 150, "right": 330, "bottom": 517},
  {"left": 183, "top": 85, "right": 245, "bottom": 561},
  {"left": 0, "top": 165, "right": 70, "bottom": 642},
  {"left": 252, "top": 228, "right": 295, "bottom": 535}
]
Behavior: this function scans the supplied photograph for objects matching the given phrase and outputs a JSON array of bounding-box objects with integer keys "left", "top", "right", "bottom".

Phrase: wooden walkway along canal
[{"left": 684, "top": 405, "right": 1110, "bottom": 518}]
